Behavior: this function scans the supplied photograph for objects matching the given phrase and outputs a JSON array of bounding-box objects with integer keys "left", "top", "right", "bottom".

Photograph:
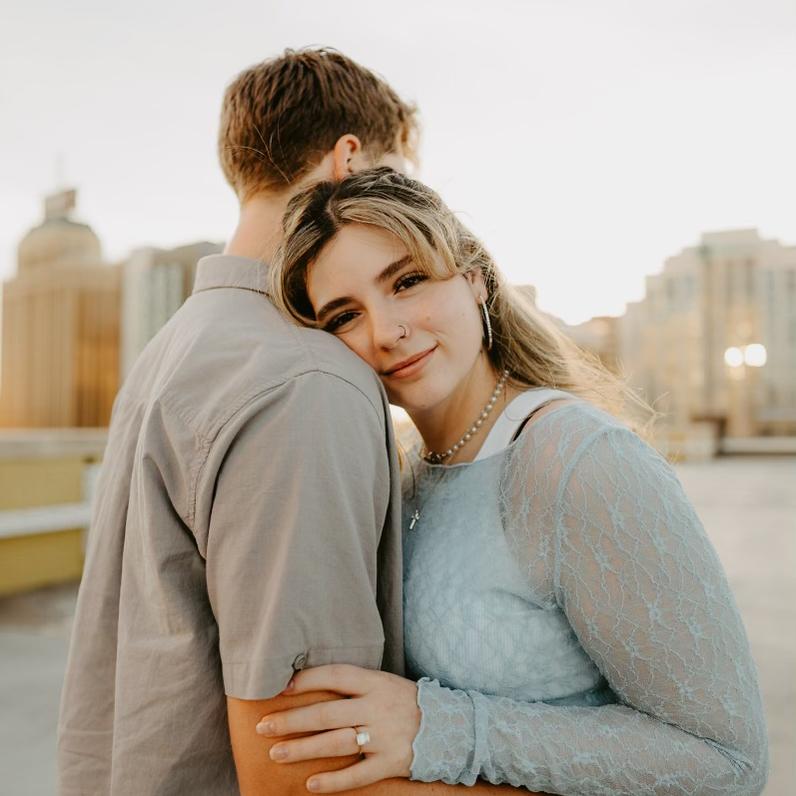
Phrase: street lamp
[
  {"left": 724, "top": 347, "right": 744, "bottom": 369},
  {"left": 723, "top": 343, "right": 767, "bottom": 436},
  {"left": 743, "top": 343, "right": 767, "bottom": 368}
]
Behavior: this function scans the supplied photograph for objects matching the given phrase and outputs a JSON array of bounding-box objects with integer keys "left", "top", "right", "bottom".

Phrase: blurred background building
[
  {"left": 566, "top": 315, "right": 621, "bottom": 375},
  {"left": 121, "top": 240, "right": 221, "bottom": 375},
  {"left": 0, "top": 190, "right": 220, "bottom": 596},
  {"left": 617, "top": 229, "right": 796, "bottom": 448},
  {"left": 0, "top": 189, "right": 121, "bottom": 428}
]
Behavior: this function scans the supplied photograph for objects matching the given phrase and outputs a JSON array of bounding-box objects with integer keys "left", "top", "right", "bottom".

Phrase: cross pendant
[{"left": 409, "top": 509, "right": 420, "bottom": 530}]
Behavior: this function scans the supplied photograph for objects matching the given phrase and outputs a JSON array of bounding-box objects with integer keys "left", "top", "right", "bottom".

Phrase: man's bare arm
[{"left": 228, "top": 694, "right": 534, "bottom": 795}]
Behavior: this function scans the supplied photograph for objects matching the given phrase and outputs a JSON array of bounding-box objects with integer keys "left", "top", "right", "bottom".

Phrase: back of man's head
[{"left": 218, "top": 47, "right": 418, "bottom": 202}]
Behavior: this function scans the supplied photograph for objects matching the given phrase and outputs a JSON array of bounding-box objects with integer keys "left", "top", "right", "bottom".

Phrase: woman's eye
[
  {"left": 324, "top": 311, "right": 357, "bottom": 332},
  {"left": 395, "top": 272, "right": 428, "bottom": 292}
]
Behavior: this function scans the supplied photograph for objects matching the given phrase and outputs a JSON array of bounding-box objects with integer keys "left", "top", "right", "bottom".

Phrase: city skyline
[
  {"left": 3, "top": 185, "right": 794, "bottom": 446},
  {"left": 3, "top": 181, "right": 795, "bottom": 328},
  {"left": 6, "top": 183, "right": 795, "bottom": 321},
  {"left": 2, "top": 0, "right": 795, "bottom": 324}
]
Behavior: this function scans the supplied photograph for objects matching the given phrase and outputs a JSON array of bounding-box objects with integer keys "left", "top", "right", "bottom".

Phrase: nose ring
[{"left": 397, "top": 323, "right": 408, "bottom": 339}]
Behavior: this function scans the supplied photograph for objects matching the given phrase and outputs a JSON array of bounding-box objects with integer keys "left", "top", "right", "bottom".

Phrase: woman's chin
[
  {"left": 381, "top": 373, "right": 449, "bottom": 417},
  {"left": 382, "top": 383, "right": 404, "bottom": 408}
]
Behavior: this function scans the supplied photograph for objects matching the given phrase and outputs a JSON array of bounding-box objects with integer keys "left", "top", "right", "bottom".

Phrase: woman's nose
[{"left": 372, "top": 316, "right": 409, "bottom": 350}]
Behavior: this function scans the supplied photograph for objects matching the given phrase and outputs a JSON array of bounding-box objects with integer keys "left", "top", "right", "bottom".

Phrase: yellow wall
[
  {"left": 0, "top": 455, "right": 94, "bottom": 594},
  {"left": 0, "top": 529, "right": 84, "bottom": 596},
  {"left": 0, "top": 457, "right": 85, "bottom": 510}
]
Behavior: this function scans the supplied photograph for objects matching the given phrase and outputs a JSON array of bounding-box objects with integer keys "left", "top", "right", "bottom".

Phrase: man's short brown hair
[{"left": 218, "top": 48, "right": 418, "bottom": 201}]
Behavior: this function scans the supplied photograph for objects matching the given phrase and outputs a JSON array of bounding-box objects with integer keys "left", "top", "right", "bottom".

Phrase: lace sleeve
[{"left": 410, "top": 420, "right": 768, "bottom": 795}]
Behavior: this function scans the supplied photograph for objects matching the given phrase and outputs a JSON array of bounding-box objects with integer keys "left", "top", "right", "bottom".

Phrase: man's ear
[{"left": 332, "top": 134, "right": 366, "bottom": 180}]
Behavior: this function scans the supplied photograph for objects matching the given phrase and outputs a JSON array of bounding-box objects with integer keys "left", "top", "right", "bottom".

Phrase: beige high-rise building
[
  {"left": 120, "top": 241, "right": 222, "bottom": 375},
  {"left": 618, "top": 228, "right": 796, "bottom": 437},
  {"left": 0, "top": 189, "right": 121, "bottom": 428},
  {"left": 758, "top": 243, "right": 796, "bottom": 434}
]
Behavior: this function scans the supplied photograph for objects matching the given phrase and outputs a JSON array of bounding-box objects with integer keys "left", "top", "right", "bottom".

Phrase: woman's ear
[
  {"left": 465, "top": 268, "right": 487, "bottom": 301},
  {"left": 332, "top": 134, "right": 365, "bottom": 180}
]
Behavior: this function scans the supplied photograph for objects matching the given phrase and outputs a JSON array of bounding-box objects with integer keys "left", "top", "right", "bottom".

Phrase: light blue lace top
[{"left": 403, "top": 395, "right": 768, "bottom": 795}]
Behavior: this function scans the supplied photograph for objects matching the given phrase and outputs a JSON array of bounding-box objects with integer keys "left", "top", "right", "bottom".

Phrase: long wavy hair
[{"left": 269, "top": 167, "right": 652, "bottom": 429}]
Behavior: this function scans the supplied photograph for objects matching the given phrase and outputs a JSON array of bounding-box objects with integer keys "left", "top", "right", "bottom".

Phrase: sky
[{"left": 1, "top": 0, "right": 794, "bottom": 324}]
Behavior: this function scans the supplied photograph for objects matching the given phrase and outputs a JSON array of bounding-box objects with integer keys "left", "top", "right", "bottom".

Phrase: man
[{"left": 57, "top": 48, "right": 513, "bottom": 795}]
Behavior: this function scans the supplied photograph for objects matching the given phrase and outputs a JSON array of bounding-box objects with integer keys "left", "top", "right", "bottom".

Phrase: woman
[{"left": 259, "top": 167, "right": 768, "bottom": 795}]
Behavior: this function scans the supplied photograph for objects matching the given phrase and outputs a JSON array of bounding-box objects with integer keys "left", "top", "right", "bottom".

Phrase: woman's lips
[{"left": 384, "top": 346, "right": 437, "bottom": 379}]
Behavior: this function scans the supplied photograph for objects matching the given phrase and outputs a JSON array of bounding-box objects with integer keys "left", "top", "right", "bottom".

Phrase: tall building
[
  {"left": 512, "top": 286, "right": 622, "bottom": 376},
  {"left": 0, "top": 189, "right": 121, "bottom": 428},
  {"left": 618, "top": 229, "right": 796, "bottom": 437},
  {"left": 121, "top": 241, "right": 222, "bottom": 375},
  {"left": 566, "top": 315, "right": 621, "bottom": 375},
  {"left": 759, "top": 243, "right": 796, "bottom": 434}
]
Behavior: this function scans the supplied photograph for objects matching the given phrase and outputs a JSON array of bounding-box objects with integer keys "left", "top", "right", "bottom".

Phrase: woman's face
[{"left": 306, "top": 223, "right": 486, "bottom": 413}]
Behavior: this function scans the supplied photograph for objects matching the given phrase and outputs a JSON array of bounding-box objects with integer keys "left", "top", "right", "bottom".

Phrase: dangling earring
[{"left": 480, "top": 299, "right": 493, "bottom": 351}]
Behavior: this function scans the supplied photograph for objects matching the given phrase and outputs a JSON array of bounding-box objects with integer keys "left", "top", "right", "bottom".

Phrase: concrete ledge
[
  {"left": 0, "top": 429, "right": 107, "bottom": 461},
  {"left": 720, "top": 437, "right": 796, "bottom": 455},
  {"left": 0, "top": 504, "right": 91, "bottom": 540}
]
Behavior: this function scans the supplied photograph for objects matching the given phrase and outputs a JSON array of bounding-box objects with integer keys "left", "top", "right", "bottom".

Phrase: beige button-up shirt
[{"left": 57, "top": 255, "right": 404, "bottom": 794}]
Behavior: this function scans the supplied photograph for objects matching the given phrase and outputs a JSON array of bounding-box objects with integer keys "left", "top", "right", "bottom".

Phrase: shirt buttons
[{"left": 292, "top": 652, "right": 307, "bottom": 671}]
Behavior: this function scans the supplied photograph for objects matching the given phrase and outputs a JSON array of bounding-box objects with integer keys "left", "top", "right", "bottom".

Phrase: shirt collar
[{"left": 192, "top": 254, "right": 269, "bottom": 295}]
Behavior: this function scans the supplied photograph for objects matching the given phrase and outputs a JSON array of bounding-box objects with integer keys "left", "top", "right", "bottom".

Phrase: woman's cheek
[{"left": 345, "top": 331, "right": 376, "bottom": 369}]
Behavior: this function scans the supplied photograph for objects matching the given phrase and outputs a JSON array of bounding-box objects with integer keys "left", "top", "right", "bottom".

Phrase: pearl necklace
[
  {"left": 409, "top": 369, "right": 510, "bottom": 531},
  {"left": 420, "top": 369, "right": 510, "bottom": 465}
]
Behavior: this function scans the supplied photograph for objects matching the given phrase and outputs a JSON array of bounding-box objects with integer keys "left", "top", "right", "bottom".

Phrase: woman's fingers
[
  {"left": 283, "top": 664, "right": 377, "bottom": 697},
  {"left": 269, "top": 727, "right": 364, "bottom": 763},
  {"left": 257, "top": 696, "right": 364, "bottom": 736},
  {"left": 305, "top": 757, "right": 385, "bottom": 794}
]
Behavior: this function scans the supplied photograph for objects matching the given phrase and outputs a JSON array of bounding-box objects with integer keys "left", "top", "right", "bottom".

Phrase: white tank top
[{"left": 473, "top": 388, "right": 573, "bottom": 461}]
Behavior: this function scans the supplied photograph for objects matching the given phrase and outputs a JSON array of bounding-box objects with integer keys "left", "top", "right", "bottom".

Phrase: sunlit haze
[{"left": 2, "top": 0, "right": 794, "bottom": 323}]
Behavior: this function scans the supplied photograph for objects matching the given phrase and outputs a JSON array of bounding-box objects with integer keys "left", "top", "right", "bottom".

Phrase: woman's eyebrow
[
  {"left": 315, "top": 296, "right": 351, "bottom": 324},
  {"left": 315, "top": 256, "right": 413, "bottom": 323},
  {"left": 376, "top": 255, "right": 413, "bottom": 284}
]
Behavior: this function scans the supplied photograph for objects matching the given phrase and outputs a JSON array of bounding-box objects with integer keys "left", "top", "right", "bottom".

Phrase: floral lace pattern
[{"left": 404, "top": 401, "right": 768, "bottom": 795}]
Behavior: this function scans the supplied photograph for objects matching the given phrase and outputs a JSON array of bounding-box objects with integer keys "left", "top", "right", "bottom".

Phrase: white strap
[{"left": 473, "top": 388, "right": 572, "bottom": 461}]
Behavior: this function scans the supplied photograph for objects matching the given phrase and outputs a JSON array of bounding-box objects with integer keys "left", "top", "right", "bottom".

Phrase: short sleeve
[{"left": 202, "top": 371, "right": 393, "bottom": 699}]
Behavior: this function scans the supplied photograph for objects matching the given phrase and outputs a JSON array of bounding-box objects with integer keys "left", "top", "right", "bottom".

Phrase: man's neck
[{"left": 224, "top": 192, "right": 291, "bottom": 264}]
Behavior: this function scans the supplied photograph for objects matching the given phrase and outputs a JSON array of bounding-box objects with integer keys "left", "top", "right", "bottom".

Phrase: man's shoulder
[
  {"left": 288, "top": 321, "right": 384, "bottom": 405},
  {"left": 122, "top": 289, "right": 385, "bottom": 439}
]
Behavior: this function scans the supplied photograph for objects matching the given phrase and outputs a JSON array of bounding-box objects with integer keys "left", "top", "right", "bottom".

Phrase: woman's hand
[{"left": 256, "top": 664, "right": 421, "bottom": 793}]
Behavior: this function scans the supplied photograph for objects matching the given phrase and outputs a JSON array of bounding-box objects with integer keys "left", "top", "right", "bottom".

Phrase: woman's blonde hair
[{"left": 270, "top": 167, "right": 652, "bottom": 429}]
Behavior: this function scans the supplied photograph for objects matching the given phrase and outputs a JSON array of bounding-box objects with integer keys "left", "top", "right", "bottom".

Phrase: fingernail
[
  {"left": 270, "top": 745, "right": 288, "bottom": 761},
  {"left": 307, "top": 780, "right": 321, "bottom": 792},
  {"left": 282, "top": 678, "right": 295, "bottom": 693},
  {"left": 256, "top": 720, "right": 275, "bottom": 735}
]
